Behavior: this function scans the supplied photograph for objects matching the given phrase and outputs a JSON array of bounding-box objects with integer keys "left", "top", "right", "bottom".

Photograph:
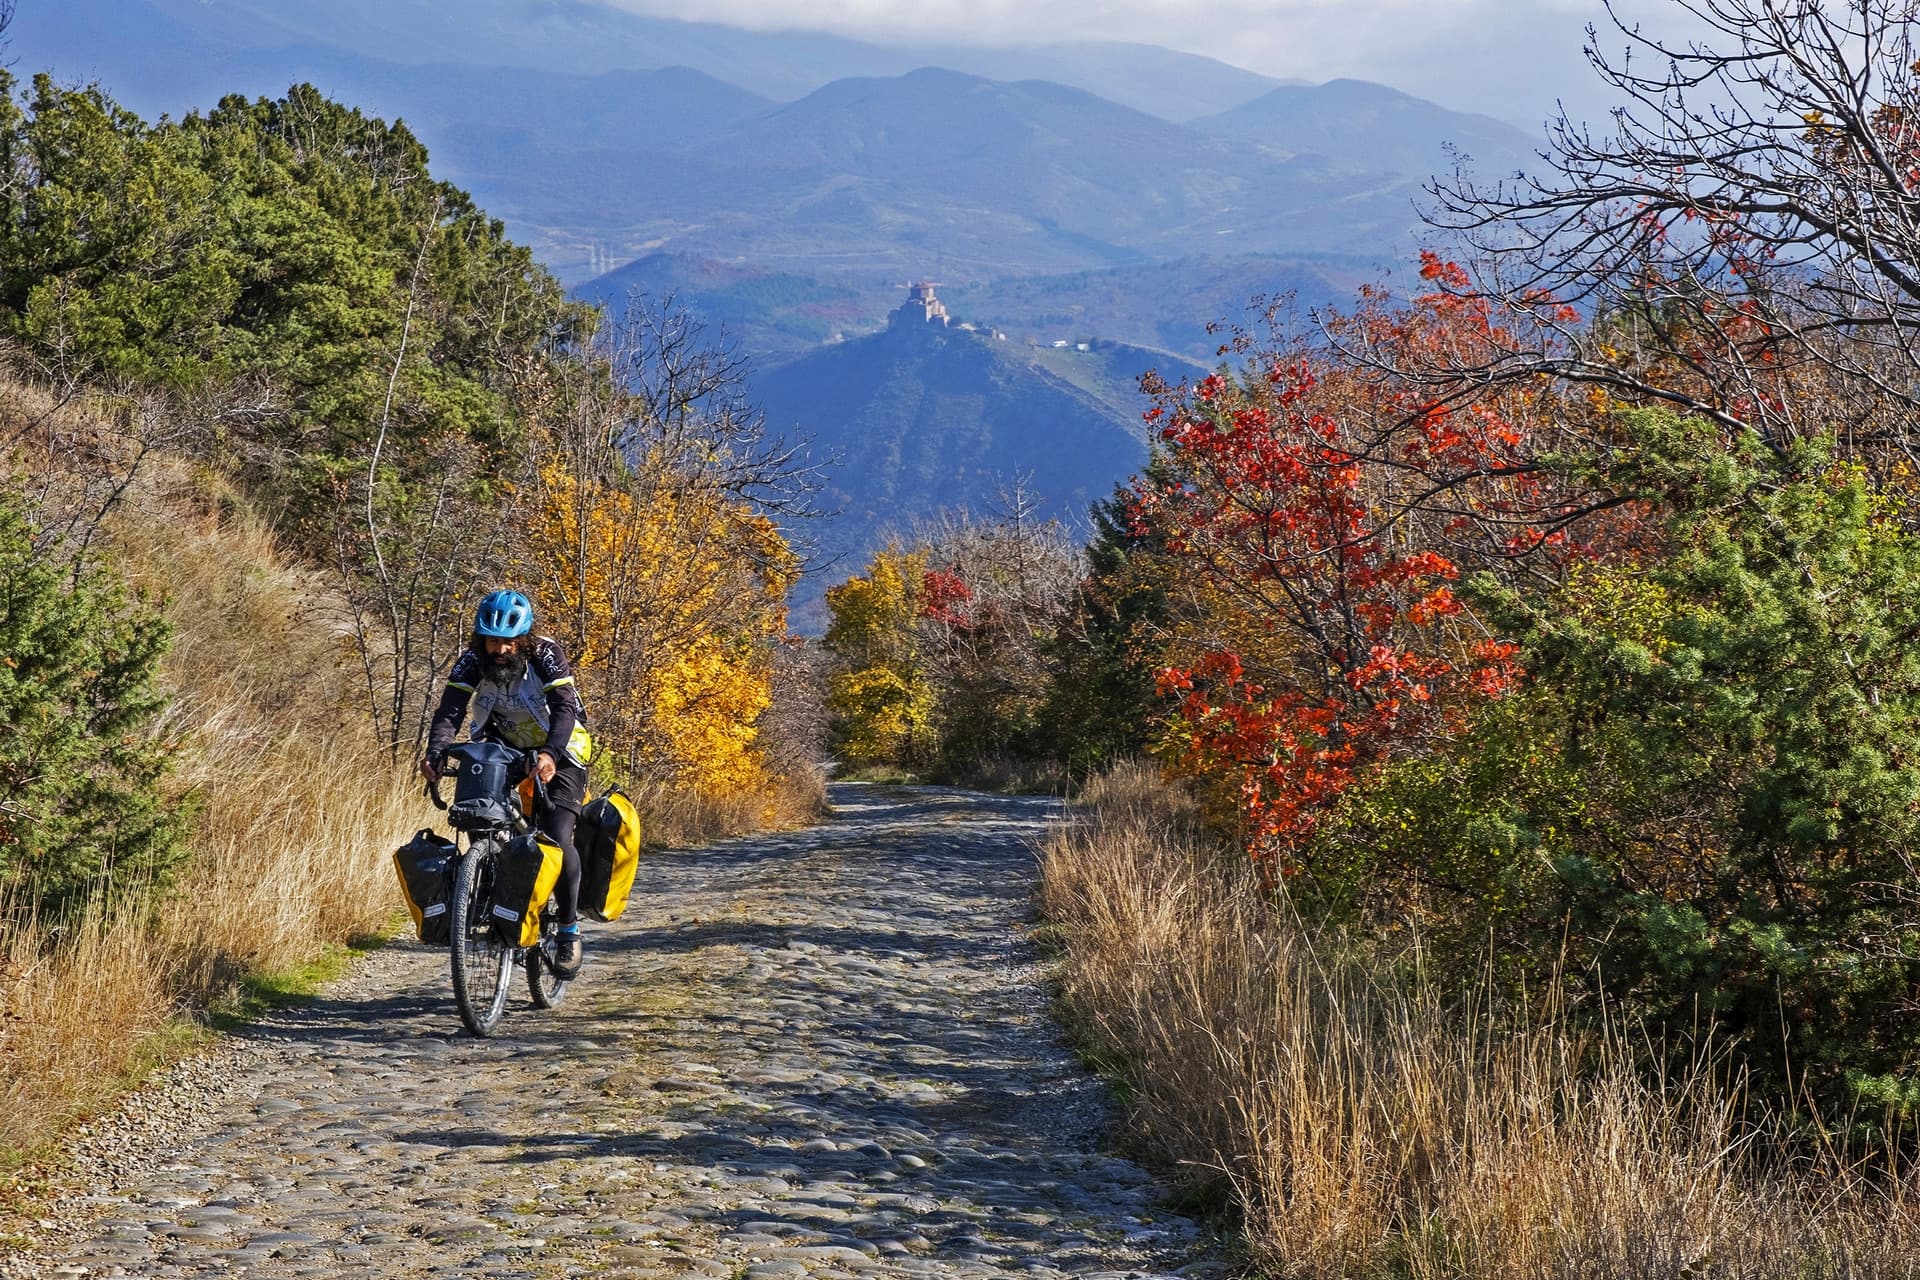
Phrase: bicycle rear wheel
[
  {"left": 527, "top": 915, "right": 569, "bottom": 1009},
  {"left": 449, "top": 842, "right": 514, "bottom": 1037}
]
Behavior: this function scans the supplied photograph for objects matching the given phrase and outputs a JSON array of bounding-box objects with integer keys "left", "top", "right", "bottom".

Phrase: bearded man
[{"left": 421, "top": 589, "right": 592, "bottom": 978}]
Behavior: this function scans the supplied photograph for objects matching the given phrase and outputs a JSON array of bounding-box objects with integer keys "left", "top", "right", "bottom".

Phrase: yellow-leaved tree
[
  {"left": 519, "top": 461, "right": 797, "bottom": 795},
  {"left": 822, "top": 546, "right": 935, "bottom": 766}
]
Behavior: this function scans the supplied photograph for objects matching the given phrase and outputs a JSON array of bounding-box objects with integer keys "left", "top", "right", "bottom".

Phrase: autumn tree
[
  {"left": 822, "top": 547, "right": 935, "bottom": 768},
  {"left": 514, "top": 297, "right": 801, "bottom": 796},
  {"left": 1133, "top": 276, "right": 1591, "bottom": 866},
  {"left": 1419, "top": 0, "right": 1920, "bottom": 462}
]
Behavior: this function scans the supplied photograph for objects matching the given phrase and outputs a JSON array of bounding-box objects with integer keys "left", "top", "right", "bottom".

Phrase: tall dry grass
[
  {"left": 0, "top": 452, "right": 426, "bottom": 1163},
  {"left": 629, "top": 766, "right": 829, "bottom": 850},
  {"left": 1039, "top": 761, "right": 1920, "bottom": 1280}
]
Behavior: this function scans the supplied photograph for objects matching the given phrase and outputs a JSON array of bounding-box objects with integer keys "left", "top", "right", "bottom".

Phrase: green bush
[
  {"left": 0, "top": 73, "right": 578, "bottom": 536},
  {"left": 1322, "top": 409, "right": 1920, "bottom": 1131},
  {"left": 0, "top": 492, "right": 186, "bottom": 915}
]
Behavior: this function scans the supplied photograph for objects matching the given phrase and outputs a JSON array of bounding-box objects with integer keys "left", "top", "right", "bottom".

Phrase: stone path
[{"left": 13, "top": 785, "right": 1222, "bottom": 1279}]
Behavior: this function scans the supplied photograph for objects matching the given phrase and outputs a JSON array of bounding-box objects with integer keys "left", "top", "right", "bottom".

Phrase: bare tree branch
[{"left": 1419, "top": 0, "right": 1920, "bottom": 458}]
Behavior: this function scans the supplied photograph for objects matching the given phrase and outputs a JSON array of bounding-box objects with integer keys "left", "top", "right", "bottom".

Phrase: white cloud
[{"left": 606, "top": 0, "right": 1495, "bottom": 62}]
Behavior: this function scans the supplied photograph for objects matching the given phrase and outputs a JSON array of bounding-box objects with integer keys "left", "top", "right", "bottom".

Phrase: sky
[{"left": 600, "top": 0, "right": 1682, "bottom": 129}]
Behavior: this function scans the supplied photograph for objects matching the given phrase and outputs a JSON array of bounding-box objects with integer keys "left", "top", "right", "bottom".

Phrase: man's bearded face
[{"left": 481, "top": 637, "right": 526, "bottom": 682}]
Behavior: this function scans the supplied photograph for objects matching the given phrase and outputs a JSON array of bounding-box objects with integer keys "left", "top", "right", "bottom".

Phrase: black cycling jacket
[{"left": 426, "top": 636, "right": 587, "bottom": 767}]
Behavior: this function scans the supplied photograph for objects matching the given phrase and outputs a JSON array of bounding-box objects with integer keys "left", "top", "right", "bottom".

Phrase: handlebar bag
[
  {"left": 392, "top": 829, "right": 457, "bottom": 944},
  {"left": 492, "top": 831, "right": 564, "bottom": 948},
  {"left": 578, "top": 789, "right": 642, "bottom": 923},
  {"left": 445, "top": 741, "right": 522, "bottom": 830}
]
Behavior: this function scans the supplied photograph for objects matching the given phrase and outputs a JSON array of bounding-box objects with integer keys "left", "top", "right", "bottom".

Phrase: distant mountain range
[
  {"left": 16, "top": 0, "right": 1541, "bottom": 287},
  {"left": 14, "top": 0, "right": 1288, "bottom": 125},
  {"left": 10, "top": 0, "right": 1542, "bottom": 611}
]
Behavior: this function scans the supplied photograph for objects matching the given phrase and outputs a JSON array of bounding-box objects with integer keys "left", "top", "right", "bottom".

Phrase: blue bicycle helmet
[{"left": 473, "top": 589, "right": 534, "bottom": 638}]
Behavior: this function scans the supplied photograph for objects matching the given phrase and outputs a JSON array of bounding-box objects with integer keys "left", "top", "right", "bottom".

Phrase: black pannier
[
  {"left": 444, "top": 740, "right": 523, "bottom": 831},
  {"left": 392, "top": 828, "right": 457, "bottom": 944},
  {"left": 491, "top": 831, "right": 564, "bottom": 947}
]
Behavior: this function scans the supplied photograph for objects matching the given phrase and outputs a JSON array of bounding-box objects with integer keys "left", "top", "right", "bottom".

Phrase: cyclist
[{"left": 421, "top": 589, "right": 593, "bottom": 979}]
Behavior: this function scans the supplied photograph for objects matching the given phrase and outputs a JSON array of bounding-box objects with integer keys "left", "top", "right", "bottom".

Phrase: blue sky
[{"left": 604, "top": 0, "right": 1678, "bottom": 128}]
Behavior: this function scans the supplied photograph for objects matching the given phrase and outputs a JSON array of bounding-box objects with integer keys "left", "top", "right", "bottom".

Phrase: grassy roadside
[
  {"left": 0, "top": 439, "right": 424, "bottom": 1175},
  {"left": 1036, "top": 761, "right": 1920, "bottom": 1280}
]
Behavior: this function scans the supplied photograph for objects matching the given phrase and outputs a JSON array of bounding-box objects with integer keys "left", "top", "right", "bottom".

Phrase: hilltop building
[{"left": 891, "top": 281, "right": 950, "bottom": 328}]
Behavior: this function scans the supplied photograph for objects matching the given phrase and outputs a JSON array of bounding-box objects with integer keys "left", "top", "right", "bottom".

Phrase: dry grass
[
  {"left": 1039, "top": 760, "right": 1920, "bottom": 1280},
  {"left": 630, "top": 765, "right": 830, "bottom": 850},
  {"left": 0, "top": 452, "right": 428, "bottom": 1163}
]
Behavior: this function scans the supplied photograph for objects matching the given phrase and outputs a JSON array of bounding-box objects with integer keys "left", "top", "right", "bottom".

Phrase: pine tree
[{"left": 0, "top": 492, "right": 186, "bottom": 914}]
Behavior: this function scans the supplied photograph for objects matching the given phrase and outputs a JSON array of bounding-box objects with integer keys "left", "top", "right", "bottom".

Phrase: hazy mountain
[
  {"left": 453, "top": 67, "right": 1436, "bottom": 284},
  {"left": 9, "top": 5, "right": 773, "bottom": 155},
  {"left": 917, "top": 42, "right": 1300, "bottom": 124},
  {"left": 577, "top": 255, "right": 870, "bottom": 361},
  {"left": 13, "top": 4, "right": 1534, "bottom": 287},
  {"left": 334, "top": 63, "right": 776, "bottom": 155},
  {"left": 11, "top": 0, "right": 1284, "bottom": 124},
  {"left": 584, "top": 252, "right": 1382, "bottom": 367},
  {"left": 1189, "top": 79, "right": 1541, "bottom": 183},
  {"left": 759, "top": 303, "right": 1202, "bottom": 617},
  {"left": 941, "top": 254, "right": 1385, "bottom": 361}
]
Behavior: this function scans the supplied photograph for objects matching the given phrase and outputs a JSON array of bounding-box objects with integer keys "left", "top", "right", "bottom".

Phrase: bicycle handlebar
[{"left": 422, "top": 747, "right": 548, "bottom": 815}]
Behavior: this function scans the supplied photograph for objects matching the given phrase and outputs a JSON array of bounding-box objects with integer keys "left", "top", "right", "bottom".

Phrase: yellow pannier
[
  {"left": 491, "top": 832, "right": 564, "bottom": 948},
  {"left": 578, "top": 789, "right": 642, "bottom": 922}
]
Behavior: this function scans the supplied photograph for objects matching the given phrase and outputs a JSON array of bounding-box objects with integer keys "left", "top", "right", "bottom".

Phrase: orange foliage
[{"left": 1137, "top": 265, "right": 1570, "bottom": 866}]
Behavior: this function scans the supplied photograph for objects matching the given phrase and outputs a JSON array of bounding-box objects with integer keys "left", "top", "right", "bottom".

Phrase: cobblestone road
[{"left": 14, "top": 785, "right": 1220, "bottom": 1280}]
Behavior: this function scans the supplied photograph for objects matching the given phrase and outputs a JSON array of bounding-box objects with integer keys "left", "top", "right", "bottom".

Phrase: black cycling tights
[
  {"left": 536, "top": 760, "right": 588, "bottom": 927},
  {"left": 541, "top": 804, "right": 581, "bottom": 926}
]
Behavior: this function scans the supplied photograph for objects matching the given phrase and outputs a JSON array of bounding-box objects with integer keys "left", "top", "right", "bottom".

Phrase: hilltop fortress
[
  {"left": 890, "top": 281, "right": 951, "bottom": 328},
  {"left": 886, "top": 282, "right": 1009, "bottom": 341}
]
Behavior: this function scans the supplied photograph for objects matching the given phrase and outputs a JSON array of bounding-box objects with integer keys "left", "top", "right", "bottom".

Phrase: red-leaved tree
[{"left": 1136, "top": 262, "right": 1598, "bottom": 867}]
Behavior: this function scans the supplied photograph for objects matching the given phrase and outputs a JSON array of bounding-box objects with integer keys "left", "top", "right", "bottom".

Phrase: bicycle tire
[
  {"left": 449, "top": 840, "right": 514, "bottom": 1037},
  {"left": 527, "top": 917, "right": 570, "bottom": 1009}
]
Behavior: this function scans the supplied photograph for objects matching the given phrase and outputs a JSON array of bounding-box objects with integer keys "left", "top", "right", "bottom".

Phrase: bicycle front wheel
[{"left": 449, "top": 842, "right": 514, "bottom": 1037}]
